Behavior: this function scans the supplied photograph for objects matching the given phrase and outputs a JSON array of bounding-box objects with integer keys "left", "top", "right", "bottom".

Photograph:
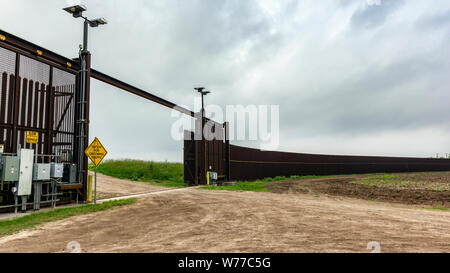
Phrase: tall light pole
[
  {"left": 194, "top": 87, "right": 211, "bottom": 184},
  {"left": 63, "top": 5, "right": 107, "bottom": 200}
]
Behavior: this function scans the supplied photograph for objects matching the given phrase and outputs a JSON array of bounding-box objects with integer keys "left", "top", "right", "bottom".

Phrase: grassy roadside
[
  {"left": 426, "top": 206, "right": 449, "bottom": 212},
  {"left": 0, "top": 198, "right": 137, "bottom": 237},
  {"left": 199, "top": 174, "right": 356, "bottom": 192},
  {"left": 200, "top": 176, "right": 295, "bottom": 192},
  {"left": 89, "top": 160, "right": 186, "bottom": 188},
  {"left": 200, "top": 172, "right": 450, "bottom": 193}
]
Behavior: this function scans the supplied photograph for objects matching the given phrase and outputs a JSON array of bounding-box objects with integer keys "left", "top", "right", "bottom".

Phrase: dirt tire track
[
  {"left": 91, "top": 171, "right": 171, "bottom": 200},
  {"left": 0, "top": 188, "right": 449, "bottom": 253}
]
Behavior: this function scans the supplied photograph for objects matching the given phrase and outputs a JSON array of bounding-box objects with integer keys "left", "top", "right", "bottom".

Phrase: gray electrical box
[
  {"left": 17, "top": 149, "right": 34, "bottom": 196},
  {"left": 0, "top": 156, "right": 20, "bottom": 182},
  {"left": 63, "top": 164, "right": 77, "bottom": 183},
  {"left": 50, "top": 163, "right": 64, "bottom": 178},
  {"left": 207, "top": 171, "right": 218, "bottom": 185},
  {"left": 33, "top": 163, "right": 51, "bottom": 181}
]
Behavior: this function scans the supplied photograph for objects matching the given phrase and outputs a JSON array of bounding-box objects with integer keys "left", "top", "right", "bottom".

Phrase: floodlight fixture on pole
[
  {"left": 194, "top": 87, "right": 211, "bottom": 116},
  {"left": 89, "top": 18, "right": 108, "bottom": 28},
  {"left": 63, "top": 5, "right": 108, "bottom": 51},
  {"left": 194, "top": 87, "right": 212, "bottom": 144},
  {"left": 63, "top": 5, "right": 87, "bottom": 18},
  {"left": 195, "top": 87, "right": 205, "bottom": 93}
]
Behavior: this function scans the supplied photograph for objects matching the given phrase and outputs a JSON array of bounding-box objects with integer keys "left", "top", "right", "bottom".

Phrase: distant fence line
[{"left": 229, "top": 145, "right": 450, "bottom": 181}]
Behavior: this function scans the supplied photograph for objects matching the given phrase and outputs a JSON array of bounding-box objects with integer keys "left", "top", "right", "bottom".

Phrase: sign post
[{"left": 85, "top": 137, "right": 108, "bottom": 204}]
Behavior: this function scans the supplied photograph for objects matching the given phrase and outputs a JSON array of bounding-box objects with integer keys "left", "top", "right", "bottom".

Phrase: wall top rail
[{"left": 0, "top": 29, "right": 79, "bottom": 73}]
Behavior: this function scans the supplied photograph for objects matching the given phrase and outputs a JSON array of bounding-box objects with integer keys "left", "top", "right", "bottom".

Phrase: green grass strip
[
  {"left": 201, "top": 181, "right": 272, "bottom": 192},
  {"left": 200, "top": 174, "right": 368, "bottom": 193},
  {"left": 89, "top": 160, "right": 187, "bottom": 188},
  {"left": 200, "top": 176, "right": 300, "bottom": 192},
  {"left": 0, "top": 198, "right": 137, "bottom": 237},
  {"left": 426, "top": 206, "right": 449, "bottom": 212}
]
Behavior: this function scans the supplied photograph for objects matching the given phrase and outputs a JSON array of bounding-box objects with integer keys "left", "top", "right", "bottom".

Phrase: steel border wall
[
  {"left": 229, "top": 145, "right": 450, "bottom": 181},
  {"left": 0, "top": 41, "right": 78, "bottom": 159},
  {"left": 0, "top": 36, "right": 82, "bottom": 209}
]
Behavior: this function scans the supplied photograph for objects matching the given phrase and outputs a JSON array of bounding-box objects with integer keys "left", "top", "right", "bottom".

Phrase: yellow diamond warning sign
[
  {"left": 26, "top": 131, "right": 39, "bottom": 144},
  {"left": 85, "top": 137, "right": 108, "bottom": 167}
]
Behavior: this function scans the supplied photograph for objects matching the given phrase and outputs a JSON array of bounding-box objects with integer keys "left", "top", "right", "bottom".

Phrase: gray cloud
[
  {"left": 1, "top": 0, "right": 450, "bottom": 160},
  {"left": 351, "top": 0, "right": 405, "bottom": 29},
  {"left": 415, "top": 9, "right": 450, "bottom": 31}
]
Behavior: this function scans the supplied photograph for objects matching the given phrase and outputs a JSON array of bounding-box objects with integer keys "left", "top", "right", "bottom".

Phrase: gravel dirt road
[
  {"left": 0, "top": 174, "right": 449, "bottom": 253},
  {"left": 92, "top": 171, "right": 170, "bottom": 199}
]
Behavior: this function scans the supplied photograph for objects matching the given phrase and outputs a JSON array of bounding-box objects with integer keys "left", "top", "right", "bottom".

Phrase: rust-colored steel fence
[
  {"left": 184, "top": 120, "right": 230, "bottom": 185},
  {"left": 0, "top": 31, "right": 83, "bottom": 208},
  {"left": 184, "top": 130, "right": 197, "bottom": 185},
  {"left": 184, "top": 126, "right": 450, "bottom": 183},
  {"left": 0, "top": 46, "right": 77, "bottom": 160},
  {"left": 185, "top": 136, "right": 450, "bottom": 183},
  {"left": 229, "top": 145, "right": 450, "bottom": 181}
]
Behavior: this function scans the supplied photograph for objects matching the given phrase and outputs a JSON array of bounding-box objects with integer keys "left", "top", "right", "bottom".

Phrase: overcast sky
[{"left": 1, "top": 0, "right": 450, "bottom": 161}]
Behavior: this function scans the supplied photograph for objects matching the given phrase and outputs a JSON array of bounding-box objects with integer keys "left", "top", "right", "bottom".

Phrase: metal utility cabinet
[
  {"left": 63, "top": 164, "right": 77, "bottom": 183},
  {"left": 33, "top": 164, "right": 51, "bottom": 181},
  {"left": 50, "top": 163, "right": 64, "bottom": 178},
  {"left": 0, "top": 156, "right": 20, "bottom": 182},
  {"left": 17, "top": 149, "right": 34, "bottom": 197}
]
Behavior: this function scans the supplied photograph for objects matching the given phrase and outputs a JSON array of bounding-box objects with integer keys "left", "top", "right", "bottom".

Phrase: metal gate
[
  {"left": 0, "top": 44, "right": 77, "bottom": 158},
  {"left": 0, "top": 32, "right": 83, "bottom": 207},
  {"left": 183, "top": 118, "right": 230, "bottom": 185}
]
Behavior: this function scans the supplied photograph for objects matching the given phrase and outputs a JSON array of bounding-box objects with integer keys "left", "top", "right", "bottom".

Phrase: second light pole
[{"left": 195, "top": 87, "right": 211, "bottom": 185}]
